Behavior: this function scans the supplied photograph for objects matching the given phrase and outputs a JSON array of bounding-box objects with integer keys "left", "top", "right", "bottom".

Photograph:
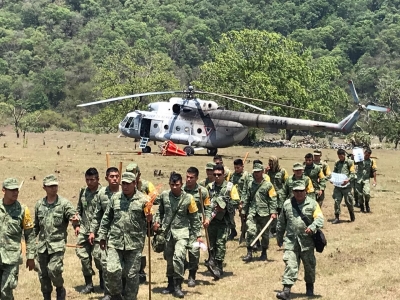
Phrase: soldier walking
[
  {"left": 75, "top": 168, "right": 102, "bottom": 294},
  {"left": 304, "top": 153, "right": 326, "bottom": 207},
  {"left": 89, "top": 167, "right": 120, "bottom": 300},
  {"left": 312, "top": 150, "right": 331, "bottom": 207},
  {"left": 199, "top": 163, "right": 215, "bottom": 187},
  {"left": 204, "top": 165, "right": 240, "bottom": 276},
  {"left": 241, "top": 163, "right": 278, "bottom": 262},
  {"left": 355, "top": 148, "right": 377, "bottom": 213},
  {"left": 34, "top": 175, "right": 78, "bottom": 300},
  {"left": 183, "top": 167, "right": 211, "bottom": 287},
  {"left": 331, "top": 149, "right": 356, "bottom": 224},
  {"left": 98, "top": 172, "right": 151, "bottom": 300},
  {"left": 276, "top": 184, "right": 324, "bottom": 300},
  {"left": 282, "top": 163, "right": 314, "bottom": 201},
  {"left": 153, "top": 173, "right": 202, "bottom": 298},
  {"left": 0, "top": 178, "right": 36, "bottom": 300}
]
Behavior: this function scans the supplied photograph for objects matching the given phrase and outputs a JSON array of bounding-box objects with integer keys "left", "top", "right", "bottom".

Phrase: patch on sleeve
[
  {"left": 188, "top": 196, "right": 198, "bottom": 213},
  {"left": 313, "top": 203, "right": 323, "bottom": 219},
  {"left": 230, "top": 186, "right": 240, "bottom": 200},
  {"left": 23, "top": 206, "right": 34, "bottom": 230},
  {"left": 268, "top": 186, "right": 277, "bottom": 198}
]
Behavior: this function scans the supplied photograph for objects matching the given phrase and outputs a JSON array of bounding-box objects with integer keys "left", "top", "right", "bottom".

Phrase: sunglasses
[{"left": 213, "top": 173, "right": 223, "bottom": 177}]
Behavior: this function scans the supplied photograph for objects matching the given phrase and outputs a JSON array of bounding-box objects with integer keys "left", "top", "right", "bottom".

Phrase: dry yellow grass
[{"left": 1, "top": 129, "right": 399, "bottom": 300}]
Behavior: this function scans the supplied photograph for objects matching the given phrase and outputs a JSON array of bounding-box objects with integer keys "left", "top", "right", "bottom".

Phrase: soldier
[
  {"left": 34, "top": 174, "right": 78, "bottom": 300},
  {"left": 312, "top": 150, "right": 331, "bottom": 207},
  {"left": 282, "top": 163, "right": 314, "bottom": 201},
  {"left": 241, "top": 163, "right": 278, "bottom": 262},
  {"left": 355, "top": 148, "right": 377, "bottom": 213},
  {"left": 199, "top": 162, "right": 215, "bottom": 187},
  {"left": 183, "top": 167, "right": 211, "bottom": 287},
  {"left": 252, "top": 159, "right": 271, "bottom": 182},
  {"left": 0, "top": 178, "right": 36, "bottom": 300},
  {"left": 276, "top": 185, "right": 324, "bottom": 300},
  {"left": 89, "top": 167, "right": 120, "bottom": 300},
  {"left": 98, "top": 172, "right": 151, "bottom": 300},
  {"left": 153, "top": 173, "right": 202, "bottom": 298},
  {"left": 331, "top": 149, "right": 356, "bottom": 224},
  {"left": 228, "top": 159, "right": 250, "bottom": 240},
  {"left": 304, "top": 153, "right": 326, "bottom": 207},
  {"left": 213, "top": 155, "right": 232, "bottom": 181},
  {"left": 266, "top": 156, "right": 289, "bottom": 235},
  {"left": 126, "top": 162, "right": 156, "bottom": 285},
  {"left": 204, "top": 165, "right": 240, "bottom": 276},
  {"left": 75, "top": 168, "right": 102, "bottom": 294}
]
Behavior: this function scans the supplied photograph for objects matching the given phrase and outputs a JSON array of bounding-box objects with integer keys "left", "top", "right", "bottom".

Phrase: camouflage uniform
[
  {"left": 303, "top": 163, "right": 326, "bottom": 206},
  {"left": 89, "top": 186, "right": 119, "bottom": 295},
  {"left": 276, "top": 193, "right": 324, "bottom": 292},
  {"left": 206, "top": 181, "right": 240, "bottom": 270},
  {"left": 182, "top": 184, "right": 210, "bottom": 272},
  {"left": 229, "top": 171, "right": 251, "bottom": 236},
  {"left": 355, "top": 158, "right": 377, "bottom": 211},
  {"left": 332, "top": 159, "right": 355, "bottom": 218},
  {"left": 199, "top": 162, "right": 215, "bottom": 188},
  {"left": 154, "top": 190, "right": 201, "bottom": 280},
  {"left": 98, "top": 173, "right": 148, "bottom": 299},
  {"left": 282, "top": 174, "right": 314, "bottom": 201},
  {"left": 242, "top": 170, "right": 277, "bottom": 259},
  {"left": 76, "top": 185, "right": 102, "bottom": 278},
  {"left": 0, "top": 178, "right": 36, "bottom": 300},
  {"left": 34, "top": 175, "right": 76, "bottom": 298}
]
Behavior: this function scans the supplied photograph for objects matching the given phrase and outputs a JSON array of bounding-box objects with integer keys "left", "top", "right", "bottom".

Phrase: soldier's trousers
[
  {"left": 187, "top": 236, "right": 200, "bottom": 271},
  {"left": 333, "top": 186, "right": 354, "bottom": 216},
  {"left": 0, "top": 263, "right": 18, "bottom": 300},
  {"left": 316, "top": 190, "right": 325, "bottom": 208},
  {"left": 164, "top": 235, "right": 189, "bottom": 279},
  {"left": 37, "top": 250, "right": 65, "bottom": 294},
  {"left": 246, "top": 214, "right": 270, "bottom": 249},
  {"left": 106, "top": 247, "right": 141, "bottom": 299},
  {"left": 356, "top": 179, "right": 371, "bottom": 206},
  {"left": 76, "top": 236, "right": 102, "bottom": 276},
  {"left": 282, "top": 244, "right": 316, "bottom": 285},
  {"left": 208, "top": 220, "right": 229, "bottom": 261},
  {"left": 101, "top": 247, "right": 110, "bottom": 294},
  {"left": 351, "top": 179, "right": 359, "bottom": 203}
]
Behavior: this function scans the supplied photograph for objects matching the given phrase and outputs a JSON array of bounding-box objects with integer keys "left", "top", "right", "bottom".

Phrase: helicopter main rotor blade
[
  {"left": 365, "top": 104, "right": 391, "bottom": 112},
  {"left": 348, "top": 80, "right": 360, "bottom": 105},
  {"left": 77, "top": 91, "right": 179, "bottom": 107},
  {"left": 220, "top": 94, "right": 326, "bottom": 116},
  {"left": 195, "top": 91, "right": 267, "bottom": 112}
]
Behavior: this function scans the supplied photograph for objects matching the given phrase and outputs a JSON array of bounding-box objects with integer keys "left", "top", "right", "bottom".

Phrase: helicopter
[{"left": 78, "top": 80, "right": 390, "bottom": 156}]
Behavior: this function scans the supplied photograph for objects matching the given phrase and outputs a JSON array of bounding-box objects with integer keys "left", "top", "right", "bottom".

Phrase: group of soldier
[{"left": 0, "top": 147, "right": 377, "bottom": 300}]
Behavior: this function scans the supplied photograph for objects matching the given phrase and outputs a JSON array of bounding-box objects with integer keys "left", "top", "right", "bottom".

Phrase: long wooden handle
[
  {"left": 118, "top": 162, "right": 123, "bottom": 183},
  {"left": 250, "top": 218, "right": 274, "bottom": 247},
  {"left": 243, "top": 152, "right": 249, "bottom": 163},
  {"left": 106, "top": 153, "right": 110, "bottom": 169}
]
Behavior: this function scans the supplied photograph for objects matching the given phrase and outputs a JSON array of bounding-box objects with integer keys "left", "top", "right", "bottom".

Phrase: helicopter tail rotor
[{"left": 348, "top": 80, "right": 390, "bottom": 113}]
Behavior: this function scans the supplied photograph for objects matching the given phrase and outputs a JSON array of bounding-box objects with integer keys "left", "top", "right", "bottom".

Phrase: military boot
[
  {"left": 306, "top": 283, "right": 314, "bottom": 296},
  {"left": 99, "top": 270, "right": 104, "bottom": 290},
  {"left": 228, "top": 228, "right": 237, "bottom": 240},
  {"left": 216, "top": 260, "right": 224, "bottom": 276},
  {"left": 259, "top": 247, "right": 267, "bottom": 261},
  {"left": 365, "top": 201, "right": 371, "bottom": 213},
  {"left": 349, "top": 211, "right": 355, "bottom": 222},
  {"left": 43, "top": 293, "right": 52, "bottom": 300},
  {"left": 276, "top": 285, "right": 291, "bottom": 300},
  {"left": 162, "top": 276, "right": 174, "bottom": 294},
  {"left": 81, "top": 276, "right": 94, "bottom": 294},
  {"left": 187, "top": 270, "right": 196, "bottom": 287},
  {"left": 331, "top": 214, "right": 340, "bottom": 224},
  {"left": 173, "top": 278, "right": 185, "bottom": 298},
  {"left": 56, "top": 286, "right": 66, "bottom": 300},
  {"left": 139, "top": 255, "right": 147, "bottom": 284},
  {"left": 242, "top": 247, "right": 253, "bottom": 262}
]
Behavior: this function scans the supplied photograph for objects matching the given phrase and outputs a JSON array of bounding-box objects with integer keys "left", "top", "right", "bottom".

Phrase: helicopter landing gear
[
  {"left": 207, "top": 148, "right": 218, "bottom": 156},
  {"left": 142, "top": 146, "right": 151, "bottom": 153},
  {"left": 183, "top": 146, "right": 195, "bottom": 156}
]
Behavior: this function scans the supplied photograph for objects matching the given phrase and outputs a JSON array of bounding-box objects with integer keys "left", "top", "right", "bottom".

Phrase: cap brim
[
  {"left": 44, "top": 181, "right": 58, "bottom": 186},
  {"left": 121, "top": 179, "right": 134, "bottom": 183},
  {"left": 252, "top": 168, "right": 263, "bottom": 172},
  {"left": 293, "top": 168, "right": 304, "bottom": 170},
  {"left": 313, "top": 153, "right": 321, "bottom": 156},
  {"left": 5, "top": 184, "right": 19, "bottom": 190}
]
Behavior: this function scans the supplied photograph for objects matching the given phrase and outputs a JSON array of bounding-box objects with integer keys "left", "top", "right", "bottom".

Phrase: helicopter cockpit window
[
  {"left": 197, "top": 128, "right": 202, "bottom": 134},
  {"left": 176, "top": 126, "right": 181, "bottom": 131},
  {"left": 125, "top": 117, "right": 133, "bottom": 128}
]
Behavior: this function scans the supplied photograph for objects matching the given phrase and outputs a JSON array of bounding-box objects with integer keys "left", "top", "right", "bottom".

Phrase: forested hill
[{"left": 1, "top": 0, "right": 400, "bottom": 142}]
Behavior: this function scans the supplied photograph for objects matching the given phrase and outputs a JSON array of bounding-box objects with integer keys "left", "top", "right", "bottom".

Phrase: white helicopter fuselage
[{"left": 118, "top": 98, "right": 248, "bottom": 149}]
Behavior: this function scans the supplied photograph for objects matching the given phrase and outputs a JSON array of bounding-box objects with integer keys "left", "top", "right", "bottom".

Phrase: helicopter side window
[
  {"left": 164, "top": 125, "right": 169, "bottom": 130},
  {"left": 197, "top": 128, "right": 202, "bottom": 134},
  {"left": 153, "top": 124, "right": 158, "bottom": 128},
  {"left": 125, "top": 117, "right": 133, "bottom": 128},
  {"left": 176, "top": 126, "right": 181, "bottom": 131},
  {"left": 184, "top": 127, "right": 189, "bottom": 132}
]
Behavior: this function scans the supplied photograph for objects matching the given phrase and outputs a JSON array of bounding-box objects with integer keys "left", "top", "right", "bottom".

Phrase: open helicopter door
[{"left": 139, "top": 119, "right": 152, "bottom": 138}]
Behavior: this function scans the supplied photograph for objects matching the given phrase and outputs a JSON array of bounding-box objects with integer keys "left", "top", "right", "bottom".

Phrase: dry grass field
[{"left": 1, "top": 129, "right": 400, "bottom": 300}]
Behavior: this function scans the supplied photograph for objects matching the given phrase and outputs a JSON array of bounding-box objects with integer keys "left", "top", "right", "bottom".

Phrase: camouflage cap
[
  {"left": 126, "top": 163, "right": 140, "bottom": 174},
  {"left": 121, "top": 172, "right": 136, "bottom": 183},
  {"left": 214, "top": 197, "right": 226, "bottom": 209},
  {"left": 252, "top": 163, "right": 264, "bottom": 172},
  {"left": 293, "top": 162, "right": 304, "bottom": 170},
  {"left": 293, "top": 184, "right": 306, "bottom": 191},
  {"left": 205, "top": 162, "right": 216, "bottom": 170},
  {"left": 2, "top": 178, "right": 19, "bottom": 190},
  {"left": 43, "top": 174, "right": 58, "bottom": 186},
  {"left": 313, "top": 149, "right": 322, "bottom": 156}
]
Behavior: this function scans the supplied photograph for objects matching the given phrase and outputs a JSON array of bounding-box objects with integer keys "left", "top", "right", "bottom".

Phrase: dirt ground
[{"left": 1, "top": 129, "right": 399, "bottom": 300}]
